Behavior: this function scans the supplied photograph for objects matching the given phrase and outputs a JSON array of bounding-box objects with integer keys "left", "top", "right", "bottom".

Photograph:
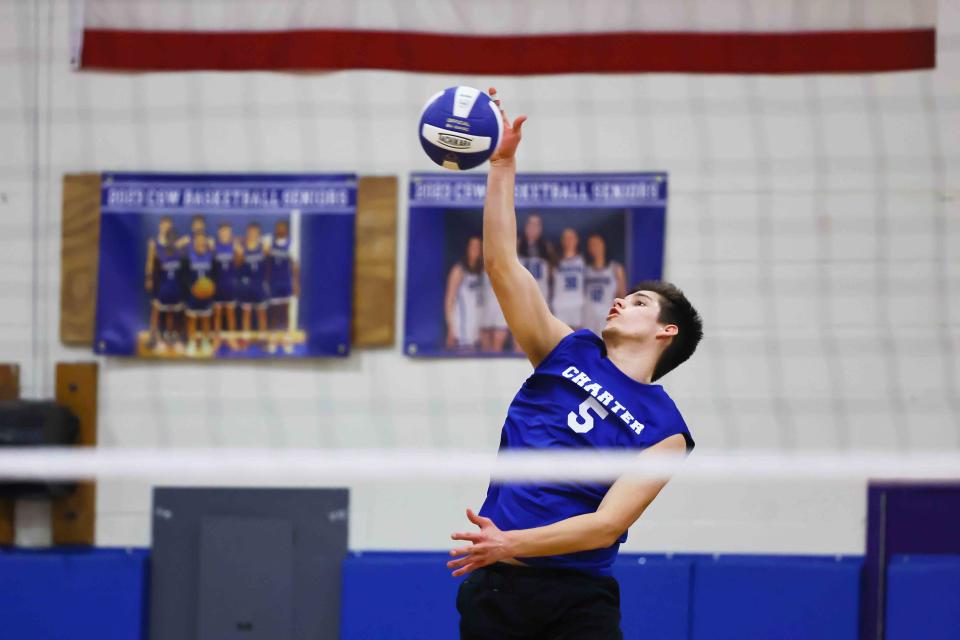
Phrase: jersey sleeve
[{"left": 645, "top": 397, "right": 695, "bottom": 453}]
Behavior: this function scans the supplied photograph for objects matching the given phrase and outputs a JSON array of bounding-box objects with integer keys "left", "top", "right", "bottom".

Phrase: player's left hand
[{"left": 448, "top": 508, "right": 513, "bottom": 577}]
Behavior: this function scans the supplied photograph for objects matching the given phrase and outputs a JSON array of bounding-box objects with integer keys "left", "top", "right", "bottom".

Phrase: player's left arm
[
  {"left": 232, "top": 239, "right": 243, "bottom": 266},
  {"left": 210, "top": 251, "right": 221, "bottom": 281},
  {"left": 177, "top": 255, "right": 191, "bottom": 290},
  {"left": 144, "top": 239, "right": 156, "bottom": 292},
  {"left": 447, "top": 434, "right": 686, "bottom": 577}
]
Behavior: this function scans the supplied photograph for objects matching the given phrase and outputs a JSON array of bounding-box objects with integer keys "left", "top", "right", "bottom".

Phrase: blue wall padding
[
  {"left": 19, "top": 549, "right": 960, "bottom": 639},
  {"left": 886, "top": 555, "right": 960, "bottom": 640},
  {"left": 689, "top": 555, "right": 862, "bottom": 640},
  {"left": 340, "top": 552, "right": 463, "bottom": 639},
  {"left": 338, "top": 552, "right": 695, "bottom": 640},
  {"left": 0, "top": 547, "right": 149, "bottom": 640},
  {"left": 614, "top": 555, "right": 693, "bottom": 640}
]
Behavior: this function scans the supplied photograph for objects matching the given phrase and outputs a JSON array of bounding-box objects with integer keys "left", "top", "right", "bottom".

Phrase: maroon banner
[{"left": 79, "top": 28, "right": 935, "bottom": 74}]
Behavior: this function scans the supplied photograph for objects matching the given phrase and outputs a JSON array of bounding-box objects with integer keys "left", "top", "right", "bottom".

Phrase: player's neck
[{"left": 603, "top": 338, "right": 658, "bottom": 385}]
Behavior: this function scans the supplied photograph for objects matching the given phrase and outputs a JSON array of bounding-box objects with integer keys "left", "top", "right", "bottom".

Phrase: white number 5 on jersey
[{"left": 567, "top": 397, "right": 610, "bottom": 434}]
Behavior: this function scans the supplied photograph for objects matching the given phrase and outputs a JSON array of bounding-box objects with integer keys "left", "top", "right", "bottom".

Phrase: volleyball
[
  {"left": 191, "top": 276, "right": 215, "bottom": 300},
  {"left": 418, "top": 86, "right": 504, "bottom": 171}
]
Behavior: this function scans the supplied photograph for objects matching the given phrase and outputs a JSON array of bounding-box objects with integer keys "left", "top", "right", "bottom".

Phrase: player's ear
[{"left": 659, "top": 324, "right": 678, "bottom": 338}]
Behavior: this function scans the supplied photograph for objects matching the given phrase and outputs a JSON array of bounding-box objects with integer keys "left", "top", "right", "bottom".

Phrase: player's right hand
[{"left": 488, "top": 87, "right": 526, "bottom": 165}]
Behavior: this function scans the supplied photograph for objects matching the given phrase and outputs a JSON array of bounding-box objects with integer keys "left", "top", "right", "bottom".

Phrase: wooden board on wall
[
  {"left": 0, "top": 364, "right": 20, "bottom": 545},
  {"left": 52, "top": 362, "right": 98, "bottom": 545},
  {"left": 353, "top": 176, "right": 398, "bottom": 347},
  {"left": 59, "top": 173, "right": 398, "bottom": 349},
  {"left": 60, "top": 173, "right": 101, "bottom": 346}
]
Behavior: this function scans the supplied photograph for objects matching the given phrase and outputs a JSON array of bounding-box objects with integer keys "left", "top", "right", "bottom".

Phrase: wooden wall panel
[
  {"left": 352, "top": 176, "right": 398, "bottom": 347},
  {"left": 0, "top": 364, "right": 20, "bottom": 545},
  {"left": 60, "top": 173, "right": 101, "bottom": 346},
  {"left": 52, "top": 362, "right": 98, "bottom": 545}
]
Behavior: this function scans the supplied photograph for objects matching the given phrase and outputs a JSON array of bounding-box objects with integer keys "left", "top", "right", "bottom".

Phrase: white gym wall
[{"left": 1, "top": 0, "right": 957, "bottom": 553}]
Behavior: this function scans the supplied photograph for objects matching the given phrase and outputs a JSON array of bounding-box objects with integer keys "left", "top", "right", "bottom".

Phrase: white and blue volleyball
[{"left": 418, "top": 86, "right": 503, "bottom": 171}]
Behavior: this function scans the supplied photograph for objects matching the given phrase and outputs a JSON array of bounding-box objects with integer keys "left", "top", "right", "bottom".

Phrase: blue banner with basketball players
[
  {"left": 94, "top": 173, "right": 356, "bottom": 359},
  {"left": 404, "top": 172, "right": 667, "bottom": 357}
]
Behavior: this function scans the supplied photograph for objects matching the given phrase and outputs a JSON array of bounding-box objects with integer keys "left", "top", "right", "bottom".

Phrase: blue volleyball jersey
[{"left": 479, "top": 330, "right": 694, "bottom": 576}]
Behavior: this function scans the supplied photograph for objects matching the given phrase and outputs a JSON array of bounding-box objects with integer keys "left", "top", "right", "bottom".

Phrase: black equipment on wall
[{"left": 0, "top": 400, "right": 79, "bottom": 498}]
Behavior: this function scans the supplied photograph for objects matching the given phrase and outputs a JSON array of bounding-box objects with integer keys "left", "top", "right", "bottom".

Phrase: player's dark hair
[
  {"left": 463, "top": 236, "right": 483, "bottom": 274},
  {"left": 633, "top": 280, "right": 703, "bottom": 381},
  {"left": 191, "top": 214, "right": 205, "bottom": 226},
  {"left": 218, "top": 221, "right": 231, "bottom": 229},
  {"left": 518, "top": 214, "right": 554, "bottom": 262},
  {"left": 157, "top": 217, "right": 174, "bottom": 243},
  {"left": 246, "top": 222, "right": 261, "bottom": 231},
  {"left": 587, "top": 233, "right": 613, "bottom": 268}
]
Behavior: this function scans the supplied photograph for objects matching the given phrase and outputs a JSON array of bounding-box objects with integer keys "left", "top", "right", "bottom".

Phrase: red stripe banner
[{"left": 79, "top": 28, "right": 935, "bottom": 74}]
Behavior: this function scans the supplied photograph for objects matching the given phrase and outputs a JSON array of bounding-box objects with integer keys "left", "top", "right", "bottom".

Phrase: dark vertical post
[
  {"left": 0, "top": 364, "right": 21, "bottom": 545},
  {"left": 51, "top": 362, "right": 98, "bottom": 545}
]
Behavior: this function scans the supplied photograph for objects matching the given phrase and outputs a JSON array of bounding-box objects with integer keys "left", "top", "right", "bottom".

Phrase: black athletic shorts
[{"left": 456, "top": 562, "right": 622, "bottom": 640}]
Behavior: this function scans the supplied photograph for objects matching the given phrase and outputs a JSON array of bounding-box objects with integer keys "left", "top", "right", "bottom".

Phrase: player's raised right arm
[{"left": 483, "top": 89, "right": 571, "bottom": 366}]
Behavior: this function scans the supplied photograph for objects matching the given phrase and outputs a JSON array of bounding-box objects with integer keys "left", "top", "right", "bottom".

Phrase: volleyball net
[{"left": 3, "top": 447, "right": 959, "bottom": 483}]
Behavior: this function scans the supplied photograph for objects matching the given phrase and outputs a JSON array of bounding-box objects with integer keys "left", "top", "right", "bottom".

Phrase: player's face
[
  {"left": 465, "top": 237, "right": 481, "bottom": 263},
  {"left": 603, "top": 290, "right": 673, "bottom": 342},
  {"left": 524, "top": 216, "right": 543, "bottom": 241},
  {"left": 275, "top": 222, "right": 289, "bottom": 239},
  {"left": 587, "top": 236, "right": 605, "bottom": 259},
  {"left": 217, "top": 226, "right": 232, "bottom": 243},
  {"left": 561, "top": 229, "right": 578, "bottom": 253},
  {"left": 192, "top": 219, "right": 206, "bottom": 236},
  {"left": 246, "top": 227, "right": 260, "bottom": 243},
  {"left": 158, "top": 219, "right": 172, "bottom": 235}
]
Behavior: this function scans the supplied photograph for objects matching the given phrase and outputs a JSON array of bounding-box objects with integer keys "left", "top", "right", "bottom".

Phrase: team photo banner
[
  {"left": 404, "top": 172, "right": 667, "bottom": 358},
  {"left": 95, "top": 173, "right": 356, "bottom": 359}
]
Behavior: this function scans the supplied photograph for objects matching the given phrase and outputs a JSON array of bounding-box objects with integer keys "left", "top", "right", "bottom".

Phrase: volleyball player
[
  {"left": 448, "top": 89, "right": 703, "bottom": 640},
  {"left": 237, "top": 222, "right": 269, "bottom": 350},
  {"left": 515, "top": 213, "right": 553, "bottom": 352},
  {"left": 183, "top": 231, "right": 217, "bottom": 357},
  {"left": 518, "top": 213, "right": 552, "bottom": 300},
  {"left": 551, "top": 227, "right": 586, "bottom": 329},
  {"left": 444, "top": 236, "right": 483, "bottom": 351},
  {"left": 479, "top": 269, "right": 509, "bottom": 353},
  {"left": 583, "top": 233, "right": 627, "bottom": 335},
  {"left": 266, "top": 219, "right": 299, "bottom": 354},
  {"left": 212, "top": 222, "right": 239, "bottom": 351},
  {"left": 144, "top": 216, "right": 184, "bottom": 354}
]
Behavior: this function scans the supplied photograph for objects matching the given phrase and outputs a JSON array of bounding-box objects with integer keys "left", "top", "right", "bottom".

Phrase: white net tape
[{"left": 1, "top": 448, "right": 958, "bottom": 483}]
